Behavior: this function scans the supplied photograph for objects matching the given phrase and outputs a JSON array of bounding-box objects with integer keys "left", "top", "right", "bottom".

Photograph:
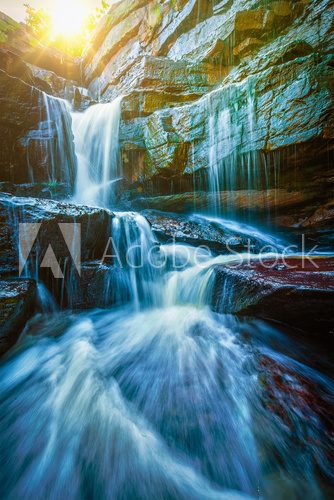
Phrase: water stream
[
  {"left": 28, "top": 93, "right": 77, "bottom": 187},
  {"left": 1, "top": 97, "right": 333, "bottom": 499},
  {"left": 206, "top": 81, "right": 278, "bottom": 217},
  {"left": 71, "top": 97, "right": 123, "bottom": 207}
]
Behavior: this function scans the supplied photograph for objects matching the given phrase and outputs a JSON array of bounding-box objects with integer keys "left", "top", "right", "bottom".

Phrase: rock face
[
  {"left": 212, "top": 256, "right": 334, "bottom": 335},
  {"left": 83, "top": 0, "right": 334, "bottom": 223},
  {"left": 0, "top": 278, "right": 36, "bottom": 355},
  {"left": 0, "top": 13, "right": 90, "bottom": 189},
  {"left": 0, "top": 193, "right": 119, "bottom": 311},
  {"left": 0, "top": 63, "right": 78, "bottom": 187}
]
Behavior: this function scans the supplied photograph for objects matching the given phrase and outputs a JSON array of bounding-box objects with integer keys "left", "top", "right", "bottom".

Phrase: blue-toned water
[{"left": 0, "top": 99, "right": 333, "bottom": 500}]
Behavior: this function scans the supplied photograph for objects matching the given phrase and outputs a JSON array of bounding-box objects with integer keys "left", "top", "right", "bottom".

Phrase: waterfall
[
  {"left": 71, "top": 97, "right": 123, "bottom": 207},
  {"left": 1, "top": 86, "right": 333, "bottom": 499},
  {"left": 110, "top": 212, "right": 163, "bottom": 309},
  {"left": 33, "top": 93, "right": 77, "bottom": 187},
  {"left": 1, "top": 257, "right": 332, "bottom": 497},
  {"left": 206, "top": 80, "right": 278, "bottom": 216},
  {"left": 208, "top": 105, "right": 234, "bottom": 213}
]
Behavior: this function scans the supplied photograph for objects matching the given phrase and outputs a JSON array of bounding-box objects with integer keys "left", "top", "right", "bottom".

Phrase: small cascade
[
  {"left": 206, "top": 80, "right": 279, "bottom": 216},
  {"left": 193, "top": 214, "right": 285, "bottom": 251},
  {"left": 111, "top": 212, "right": 163, "bottom": 309},
  {"left": 1, "top": 65, "right": 333, "bottom": 499},
  {"left": 30, "top": 93, "right": 77, "bottom": 187},
  {"left": 208, "top": 104, "right": 234, "bottom": 213},
  {"left": 71, "top": 97, "right": 123, "bottom": 207}
]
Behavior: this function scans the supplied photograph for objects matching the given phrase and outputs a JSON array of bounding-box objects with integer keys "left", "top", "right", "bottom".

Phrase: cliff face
[
  {"left": 83, "top": 0, "right": 334, "bottom": 225},
  {"left": 0, "top": 13, "right": 86, "bottom": 187},
  {"left": 0, "top": 1, "right": 333, "bottom": 226}
]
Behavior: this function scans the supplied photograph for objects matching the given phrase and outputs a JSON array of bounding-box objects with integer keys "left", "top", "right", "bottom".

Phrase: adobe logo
[{"left": 19, "top": 223, "right": 81, "bottom": 278}]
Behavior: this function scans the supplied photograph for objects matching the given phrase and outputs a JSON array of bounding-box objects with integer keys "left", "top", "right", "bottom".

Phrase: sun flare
[{"left": 49, "top": 0, "right": 89, "bottom": 38}]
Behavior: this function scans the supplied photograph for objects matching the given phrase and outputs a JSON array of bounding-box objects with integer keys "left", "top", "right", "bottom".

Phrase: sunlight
[{"left": 49, "top": 0, "right": 89, "bottom": 38}]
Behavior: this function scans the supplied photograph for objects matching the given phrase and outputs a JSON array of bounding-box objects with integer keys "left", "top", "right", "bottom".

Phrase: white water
[
  {"left": 111, "top": 211, "right": 163, "bottom": 309},
  {"left": 206, "top": 82, "right": 277, "bottom": 216},
  {"left": 34, "top": 93, "right": 77, "bottom": 186},
  {"left": 193, "top": 214, "right": 285, "bottom": 251},
  {"left": 71, "top": 97, "right": 122, "bottom": 207},
  {"left": 1, "top": 95, "right": 333, "bottom": 499},
  {"left": 1, "top": 230, "right": 332, "bottom": 497}
]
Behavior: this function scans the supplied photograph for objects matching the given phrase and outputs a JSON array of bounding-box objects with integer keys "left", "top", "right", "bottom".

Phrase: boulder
[
  {"left": 142, "top": 209, "right": 279, "bottom": 252},
  {"left": 0, "top": 193, "right": 113, "bottom": 275},
  {"left": 0, "top": 278, "right": 36, "bottom": 355},
  {"left": 212, "top": 256, "right": 334, "bottom": 335}
]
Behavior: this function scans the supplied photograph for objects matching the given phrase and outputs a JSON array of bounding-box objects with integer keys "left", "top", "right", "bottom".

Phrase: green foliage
[
  {"left": 23, "top": 1, "right": 110, "bottom": 57},
  {"left": 0, "top": 15, "right": 20, "bottom": 43},
  {"left": 24, "top": 3, "right": 51, "bottom": 40}
]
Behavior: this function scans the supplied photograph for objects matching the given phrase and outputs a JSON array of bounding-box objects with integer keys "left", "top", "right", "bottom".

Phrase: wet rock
[
  {"left": 279, "top": 40, "right": 313, "bottom": 63},
  {"left": 0, "top": 193, "right": 113, "bottom": 275},
  {"left": 134, "top": 189, "right": 315, "bottom": 214},
  {"left": 0, "top": 278, "right": 36, "bottom": 355},
  {"left": 84, "top": 5, "right": 146, "bottom": 85},
  {"left": 212, "top": 256, "right": 334, "bottom": 335},
  {"left": 69, "top": 261, "right": 130, "bottom": 309},
  {"left": 86, "top": 0, "right": 334, "bottom": 219},
  {"left": 113, "top": 56, "right": 223, "bottom": 117},
  {"left": 258, "top": 354, "right": 334, "bottom": 476},
  {"left": 234, "top": 9, "right": 274, "bottom": 35},
  {"left": 233, "top": 37, "right": 264, "bottom": 58},
  {"left": 0, "top": 64, "right": 77, "bottom": 187},
  {"left": 0, "top": 67, "right": 42, "bottom": 183},
  {"left": 0, "top": 14, "right": 85, "bottom": 186},
  {"left": 299, "top": 202, "right": 334, "bottom": 228},
  {"left": 83, "top": 0, "right": 148, "bottom": 63},
  {"left": 119, "top": 52, "right": 334, "bottom": 182},
  {"left": 0, "top": 49, "right": 51, "bottom": 93},
  {"left": 0, "top": 182, "right": 72, "bottom": 201},
  {"left": 142, "top": 209, "right": 266, "bottom": 252},
  {"left": 28, "top": 65, "right": 91, "bottom": 104}
]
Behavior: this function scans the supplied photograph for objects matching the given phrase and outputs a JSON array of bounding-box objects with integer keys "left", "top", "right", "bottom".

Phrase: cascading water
[
  {"left": 110, "top": 212, "right": 163, "bottom": 309},
  {"left": 206, "top": 80, "right": 279, "bottom": 217},
  {"left": 29, "top": 93, "right": 77, "bottom": 187},
  {"left": 71, "top": 97, "right": 122, "bottom": 207},
  {"left": 1, "top": 94, "right": 333, "bottom": 499},
  {"left": 208, "top": 104, "right": 234, "bottom": 213},
  {"left": 1, "top": 239, "right": 333, "bottom": 498}
]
